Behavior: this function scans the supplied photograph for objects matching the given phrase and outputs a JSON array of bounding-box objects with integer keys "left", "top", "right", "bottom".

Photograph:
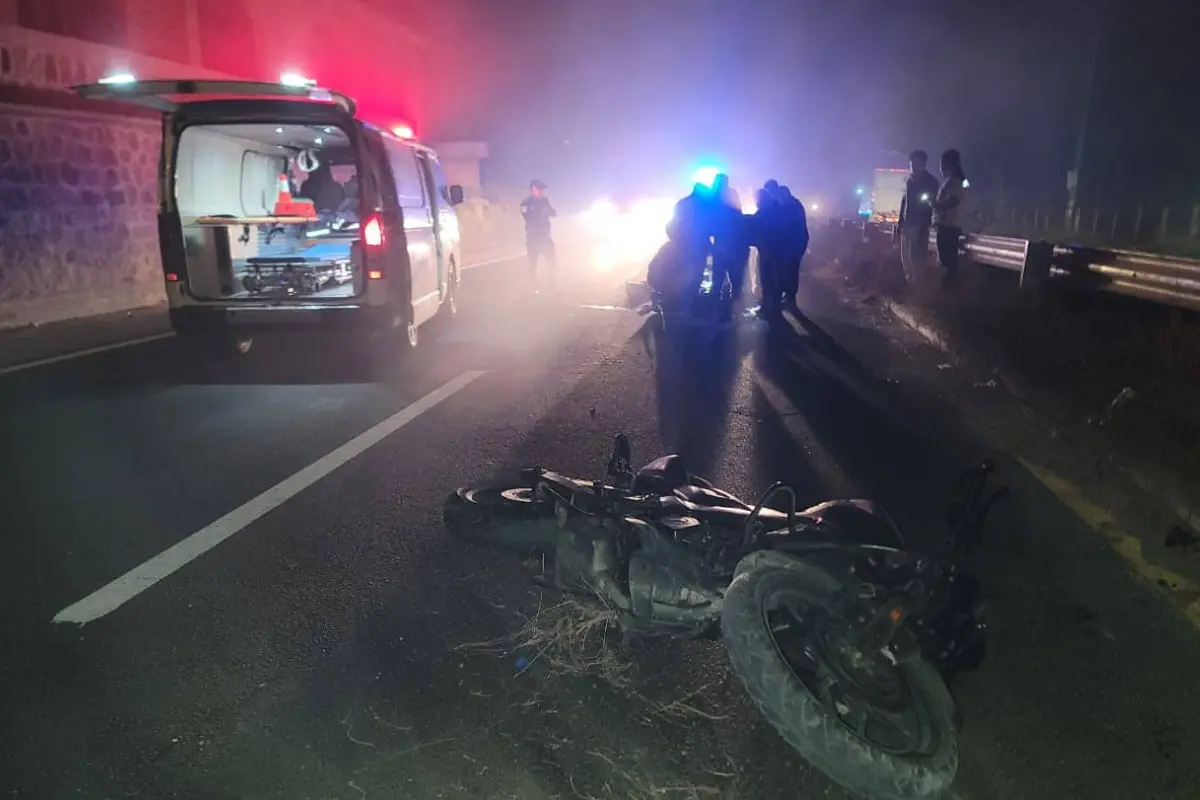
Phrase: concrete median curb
[{"left": 880, "top": 297, "right": 952, "bottom": 355}]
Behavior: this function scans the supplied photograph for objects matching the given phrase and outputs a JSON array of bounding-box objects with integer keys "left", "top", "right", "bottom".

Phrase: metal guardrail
[
  {"left": 962, "top": 235, "right": 1025, "bottom": 272},
  {"left": 829, "top": 219, "right": 1200, "bottom": 312},
  {"left": 967, "top": 237, "right": 1200, "bottom": 311}
]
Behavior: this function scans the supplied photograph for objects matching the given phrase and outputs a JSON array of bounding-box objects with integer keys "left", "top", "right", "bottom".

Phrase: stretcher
[{"left": 239, "top": 240, "right": 355, "bottom": 297}]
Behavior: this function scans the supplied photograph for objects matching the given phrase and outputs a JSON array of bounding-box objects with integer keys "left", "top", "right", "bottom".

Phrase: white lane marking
[
  {"left": 578, "top": 304, "right": 636, "bottom": 313},
  {"left": 0, "top": 254, "right": 526, "bottom": 377},
  {"left": 52, "top": 369, "right": 487, "bottom": 626},
  {"left": 0, "top": 332, "right": 175, "bottom": 377},
  {"left": 461, "top": 251, "right": 524, "bottom": 270}
]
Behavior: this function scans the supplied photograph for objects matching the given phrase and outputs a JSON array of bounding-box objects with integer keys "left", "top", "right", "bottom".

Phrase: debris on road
[
  {"left": 1093, "top": 386, "right": 1138, "bottom": 428},
  {"left": 456, "top": 597, "right": 631, "bottom": 688}
]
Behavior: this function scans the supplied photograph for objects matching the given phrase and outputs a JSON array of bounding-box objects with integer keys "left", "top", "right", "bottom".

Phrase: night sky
[{"left": 411, "top": 0, "right": 1196, "bottom": 211}]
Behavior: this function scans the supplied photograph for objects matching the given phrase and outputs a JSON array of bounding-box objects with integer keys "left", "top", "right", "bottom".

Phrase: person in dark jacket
[
  {"left": 776, "top": 185, "right": 810, "bottom": 307},
  {"left": 896, "top": 149, "right": 939, "bottom": 283},
  {"left": 298, "top": 162, "right": 345, "bottom": 214},
  {"left": 520, "top": 179, "right": 557, "bottom": 289},
  {"left": 710, "top": 173, "right": 750, "bottom": 316},
  {"left": 753, "top": 182, "right": 786, "bottom": 315},
  {"left": 656, "top": 182, "right": 713, "bottom": 311}
]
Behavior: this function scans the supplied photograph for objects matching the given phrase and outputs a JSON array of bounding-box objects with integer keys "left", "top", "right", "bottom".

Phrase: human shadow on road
[
  {"left": 750, "top": 303, "right": 975, "bottom": 548},
  {"left": 637, "top": 311, "right": 753, "bottom": 481},
  {"left": 787, "top": 305, "right": 890, "bottom": 391}
]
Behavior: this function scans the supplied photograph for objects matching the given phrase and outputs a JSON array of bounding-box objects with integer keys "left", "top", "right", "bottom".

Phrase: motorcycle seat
[
  {"left": 633, "top": 454, "right": 712, "bottom": 494},
  {"left": 673, "top": 485, "right": 751, "bottom": 510}
]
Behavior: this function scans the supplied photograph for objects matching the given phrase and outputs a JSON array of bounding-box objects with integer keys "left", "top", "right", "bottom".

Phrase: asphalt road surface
[{"left": 2, "top": 243, "right": 1199, "bottom": 800}]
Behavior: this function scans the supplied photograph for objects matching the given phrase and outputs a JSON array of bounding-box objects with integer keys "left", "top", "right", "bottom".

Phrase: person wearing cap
[{"left": 520, "top": 179, "right": 558, "bottom": 289}]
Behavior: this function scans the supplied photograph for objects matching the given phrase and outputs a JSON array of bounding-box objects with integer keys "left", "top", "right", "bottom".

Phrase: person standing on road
[
  {"left": 776, "top": 185, "right": 810, "bottom": 308},
  {"left": 933, "top": 150, "right": 970, "bottom": 284},
  {"left": 896, "top": 149, "right": 939, "bottom": 283},
  {"left": 664, "top": 182, "right": 716, "bottom": 310},
  {"left": 520, "top": 179, "right": 557, "bottom": 291},
  {"left": 710, "top": 173, "right": 750, "bottom": 318},
  {"left": 752, "top": 182, "right": 786, "bottom": 316}
]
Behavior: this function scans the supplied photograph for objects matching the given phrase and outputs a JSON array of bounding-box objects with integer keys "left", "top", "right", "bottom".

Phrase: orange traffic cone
[{"left": 273, "top": 174, "right": 292, "bottom": 215}]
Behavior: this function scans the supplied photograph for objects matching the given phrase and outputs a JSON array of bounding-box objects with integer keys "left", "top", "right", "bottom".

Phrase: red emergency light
[{"left": 391, "top": 124, "right": 415, "bottom": 140}]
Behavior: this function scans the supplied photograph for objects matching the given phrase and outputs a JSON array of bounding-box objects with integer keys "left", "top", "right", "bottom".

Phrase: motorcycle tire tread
[
  {"left": 442, "top": 482, "right": 559, "bottom": 553},
  {"left": 720, "top": 550, "right": 959, "bottom": 800}
]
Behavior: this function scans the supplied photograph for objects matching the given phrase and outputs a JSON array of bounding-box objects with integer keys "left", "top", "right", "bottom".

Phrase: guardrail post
[
  {"left": 1019, "top": 240, "right": 1054, "bottom": 290},
  {"left": 1158, "top": 207, "right": 1170, "bottom": 243},
  {"left": 1190, "top": 205, "right": 1199, "bottom": 238}
]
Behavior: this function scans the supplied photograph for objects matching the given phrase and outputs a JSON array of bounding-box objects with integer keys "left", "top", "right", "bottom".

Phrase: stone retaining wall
[
  {"left": 0, "top": 22, "right": 230, "bottom": 329},
  {"left": 0, "top": 103, "right": 164, "bottom": 329}
]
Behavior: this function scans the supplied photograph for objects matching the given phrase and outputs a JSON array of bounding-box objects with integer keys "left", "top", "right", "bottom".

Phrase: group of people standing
[
  {"left": 895, "top": 148, "right": 970, "bottom": 284},
  {"left": 652, "top": 175, "right": 810, "bottom": 318}
]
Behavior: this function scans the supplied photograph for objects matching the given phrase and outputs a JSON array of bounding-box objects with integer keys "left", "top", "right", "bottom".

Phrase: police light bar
[
  {"left": 99, "top": 72, "right": 136, "bottom": 85},
  {"left": 280, "top": 72, "right": 316, "bottom": 88}
]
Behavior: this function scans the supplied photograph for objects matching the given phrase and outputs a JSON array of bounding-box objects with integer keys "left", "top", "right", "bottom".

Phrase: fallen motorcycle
[{"left": 443, "top": 434, "right": 1005, "bottom": 799}]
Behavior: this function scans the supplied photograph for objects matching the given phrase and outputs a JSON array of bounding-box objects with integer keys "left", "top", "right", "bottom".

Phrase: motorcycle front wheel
[
  {"left": 721, "top": 550, "right": 959, "bottom": 800},
  {"left": 442, "top": 482, "right": 559, "bottom": 553}
]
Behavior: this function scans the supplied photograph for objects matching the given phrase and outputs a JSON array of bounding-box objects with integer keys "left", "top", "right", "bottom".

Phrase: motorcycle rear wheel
[
  {"left": 721, "top": 550, "right": 959, "bottom": 799},
  {"left": 442, "top": 483, "right": 559, "bottom": 553}
]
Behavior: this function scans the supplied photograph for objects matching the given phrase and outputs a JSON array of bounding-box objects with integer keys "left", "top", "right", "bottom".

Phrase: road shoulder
[{"left": 807, "top": 263, "right": 1200, "bottom": 634}]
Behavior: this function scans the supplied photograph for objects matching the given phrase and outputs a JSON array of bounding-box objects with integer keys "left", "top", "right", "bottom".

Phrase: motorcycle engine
[
  {"left": 625, "top": 514, "right": 724, "bottom": 629},
  {"left": 627, "top": 552, "right": 719, "bottom": 624},
  {"left": 656, "top": 513, "right": 707, "bottom": 545}
]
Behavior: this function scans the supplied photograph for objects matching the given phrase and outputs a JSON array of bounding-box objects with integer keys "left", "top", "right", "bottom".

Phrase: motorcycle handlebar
[{"left": 743, "top": 482, "right": 798, "bottom": 551}]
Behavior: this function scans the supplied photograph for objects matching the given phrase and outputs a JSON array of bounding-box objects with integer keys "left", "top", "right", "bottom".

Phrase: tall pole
[{"left": 1066, "top": 21, "right": 1102, "bottom": 224}]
